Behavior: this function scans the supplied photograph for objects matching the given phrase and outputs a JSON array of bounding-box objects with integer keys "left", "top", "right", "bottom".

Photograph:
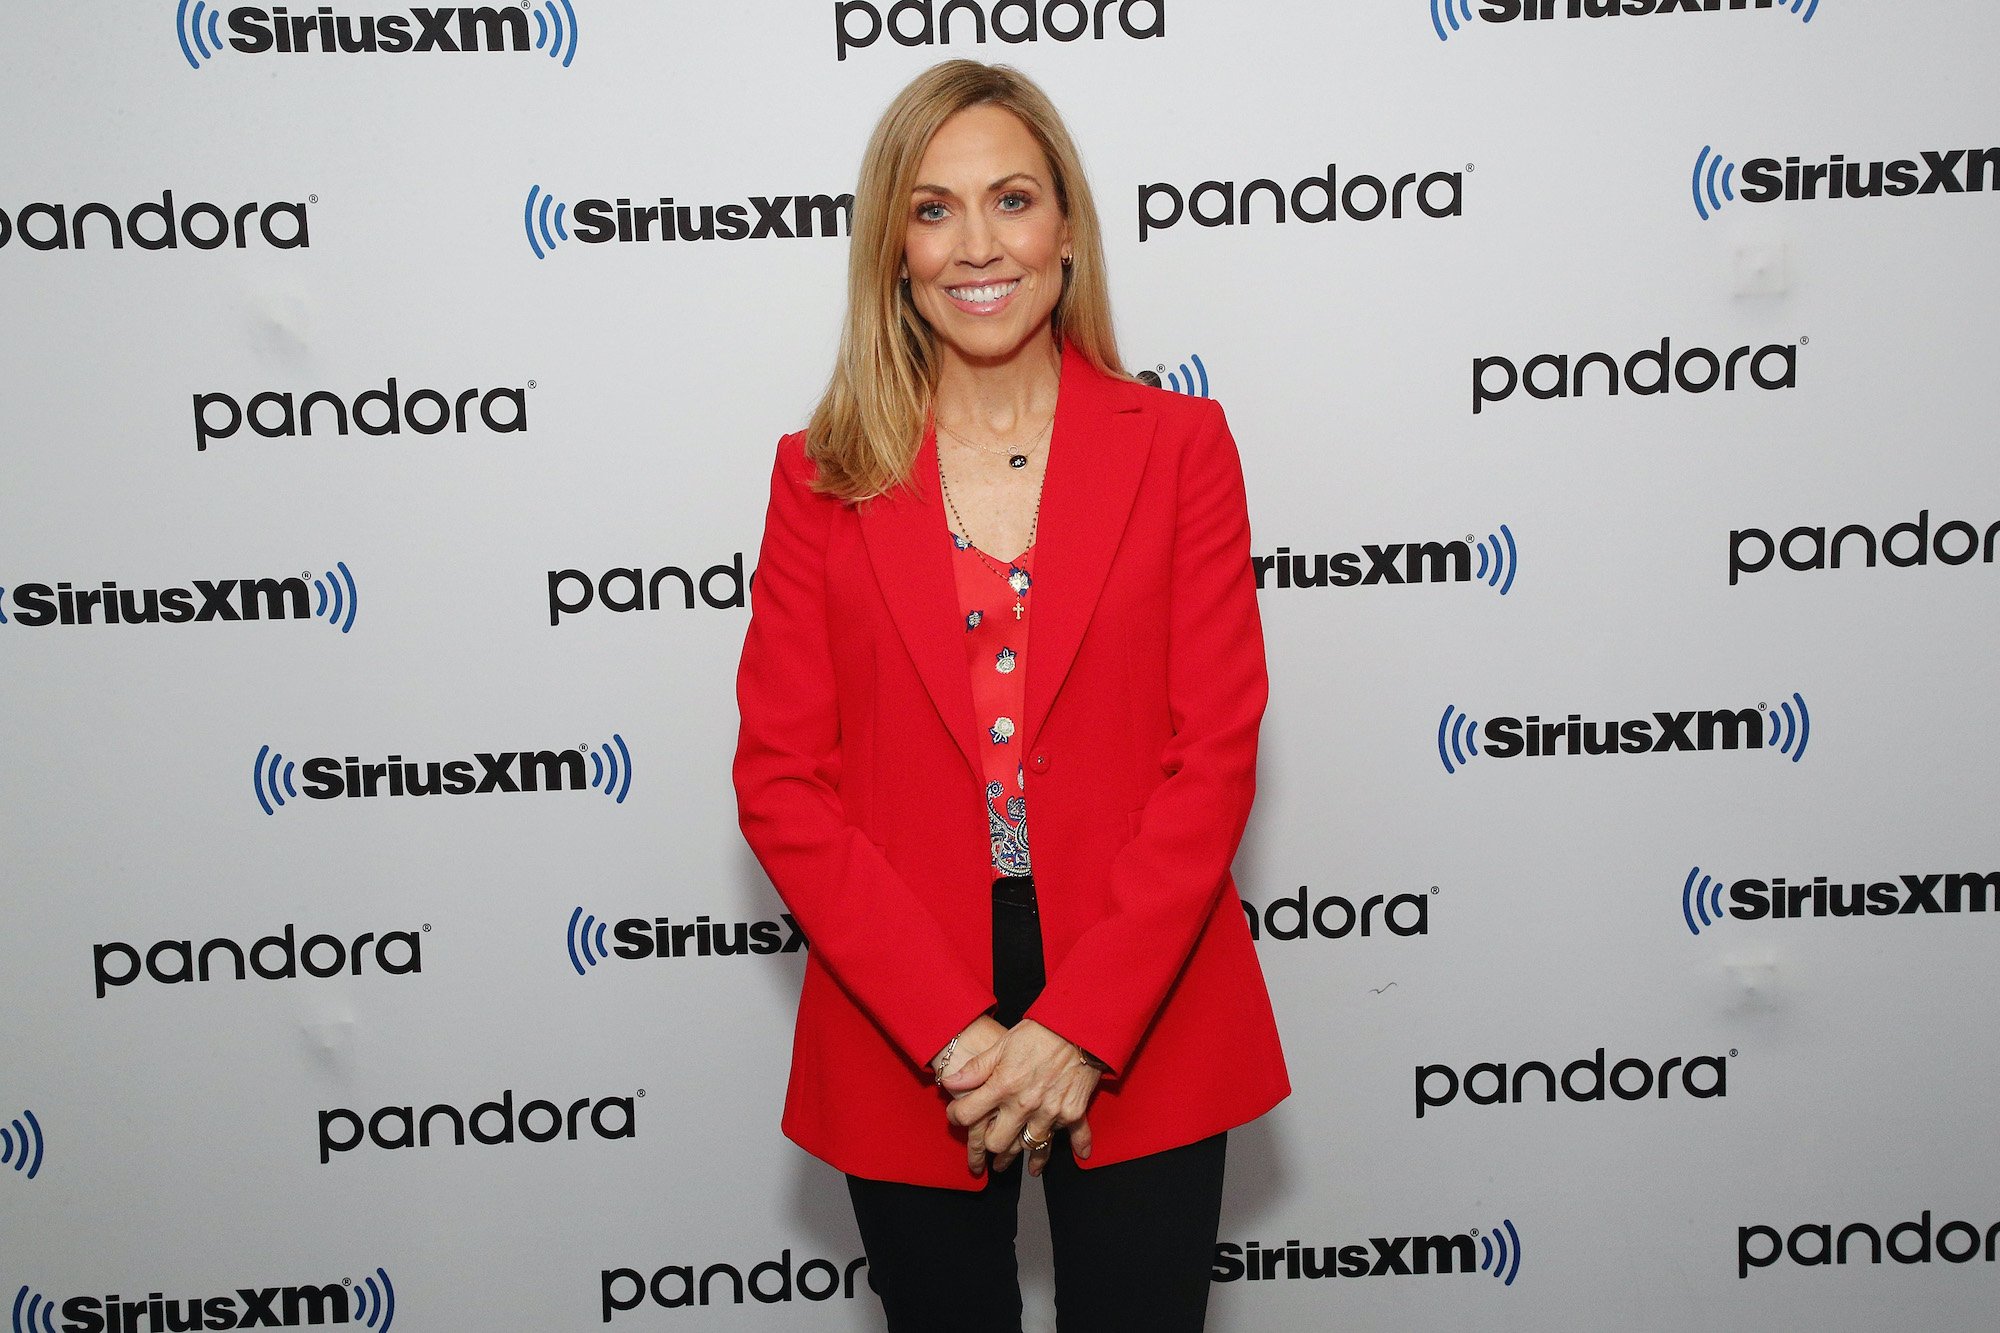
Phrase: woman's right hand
[{"left": 933, "top": 1015, "right": 1011, "bottom": 1173}]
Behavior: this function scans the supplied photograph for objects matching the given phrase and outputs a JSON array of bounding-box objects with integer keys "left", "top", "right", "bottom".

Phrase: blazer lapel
[
  {"left": 859, "top": 427, "right": 985, "bottom": 781},
  {"left": 1023, "top": 345, "right": 1154, "bottom": 754}
]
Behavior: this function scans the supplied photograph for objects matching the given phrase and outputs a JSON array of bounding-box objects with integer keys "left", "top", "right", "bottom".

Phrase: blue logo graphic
[
  {"left": 1138, "top": 354, "right": 1210, "bottom": 398},
  {"left": 1430, "top": 0, "right": 1472, "bottom": 41},
  {"left": 567, "top": 907, "right": 611, "bottom": 975},
  {"left": 589, "top": 734, "right": 633, "bottom": 802},
  {"left": 1766, "top": 691, "right": 1810, "bottom": 762},
  {"left": 1, "top": 1110, "right": 44, "bottom": 1182},
  {"left": 531, "top": 0, "right": 580, "bottom": 66},
  {"left": 12, "top": 1286, "right": 56, "bottom": 1333},
  {"left": 1682, "top": 866, "right": 1727, "bottom": 936},
  {"left": 0, "top": 588, "right": 8, "bottom": 625},
  {"left": 1437, "top": 705, "right": 1480, "bottom": 775},
  {"left": 1475, "top": 525, "right": 1518, "bottom": 595},
  {"left": 524, "top": 185, "right": 570, "bottom": 259},
  {"left": 313, "top": 563, "right": 359, "bottom": 633},
  {"left": 352, "top": 1267, "right": 397, "bottom": 1331},
  {"left": 1477, "top": 1219, "right": 1523, "bottom": 1286},
  {"left": 252, "top": 744, "right": 297, "bottom": 816},
  {"left": 1692, "top": 145, "right": 1738, "bottom": 220},
  {"left": 174, "top": 0, "right": 224, "bottom": 68}
]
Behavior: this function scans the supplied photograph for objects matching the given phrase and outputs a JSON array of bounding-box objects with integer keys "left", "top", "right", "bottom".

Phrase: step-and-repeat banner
[{"left": 3, "top": 3, "right": 1995, "bottom": 1329}]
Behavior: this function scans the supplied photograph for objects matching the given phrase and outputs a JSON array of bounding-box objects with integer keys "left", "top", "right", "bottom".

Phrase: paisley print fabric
[{"left": 949, "top": 530, "right": 1034, "bottom": 875}]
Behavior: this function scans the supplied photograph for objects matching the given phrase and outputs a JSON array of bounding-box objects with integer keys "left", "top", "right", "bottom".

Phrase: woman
[{"left": 733, "top": 60, "right": 1287, "bottom": 1332}]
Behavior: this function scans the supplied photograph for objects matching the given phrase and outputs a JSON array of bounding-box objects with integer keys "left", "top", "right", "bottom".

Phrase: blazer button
[{"left": 1029, "top": 752, "right": 1051, "bottom": 774}]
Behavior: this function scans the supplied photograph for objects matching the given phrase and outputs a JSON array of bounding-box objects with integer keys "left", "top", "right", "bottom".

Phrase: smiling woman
[{"left": 734, "top": 60, "right": 1288, "bottom": 1333}]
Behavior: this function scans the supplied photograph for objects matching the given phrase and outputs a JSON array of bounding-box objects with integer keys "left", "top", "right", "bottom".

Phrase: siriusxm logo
[
  {"left": 1729, "top": 509, "right": 1999, "bottom": 585},
  {"left": 1416, "top": 1048, "right": 1729, "bottom": 1118},
  {"left": 318, "top": 1089, "right": 636, "bottom": 1164},
  {"left": 1139, "top": 163, "right": 1462, "bottom": 241},
  {"left": 177, "top": 1, "right": 578, "bottom": 68},
  {"left": 1436, "top": 693, "right": 1810, "bottom": 773},
  {"left": 11, "top": 1268, "right": 395, "bottom": 1332},
  {"left": 1215, "top": 1220, "right": 1521, "bottom": 1286},
  {"left": 2, "top": 1109, "right": 45, "bottom": 1182},
  {"left": 1472, "top": 336, "right": 1797, "bottom": 414},
  {"left": 566, "top": 908, "right": 805, "bottom": 974},
  {"left": 1739, "top": 1211, "right": 2000, "bottom": 1280},
  {"left": 601, "top": 1251, "right": 868, "bottom": 1318},
  {"left": 0, "top": 193, "right": 307, "bottom": 253},
  {"left": 1434, "top": 0, "right": 1818, "bottom": 41},
  {"left": 93, "top": 923, "right": 423, "bottom": 998},
  {"left": 1255, "top": 528, "right": 1517, "bottom": 595},
  {"left": 1135, "top": 353, "right": 1210, "bottom": 397},
  {"left": 1681, "top": 865, "right": 1999, "bottom": 936},
  {"left": 193, "top": 379, "right": 528, "bottom": 452},
  {"left": 832, "top": 0, "right": 1163, "bottom": 61},
  {"left": 0, "top": 568, "right": 357, "bottom": 633},
  {"left": 253, "top": 735, "right": 632, "bottom": 814},
  {"left": 546, "top": 558, "right": 749, "bottom": 626},
  {"left": 1242, "top": 886, "right": 1430, "bottom": 943},
  {"left": 1693, "top": 144, "right": 2000, "bottom": 219},
  {"left": 523, "top": 185, "right": 851, "bottom": 259}
]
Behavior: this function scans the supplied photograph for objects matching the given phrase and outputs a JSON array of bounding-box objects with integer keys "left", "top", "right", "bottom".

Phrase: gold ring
[{"left": 1021, "top": 1127, "right": 1053, "bottom": 1152}]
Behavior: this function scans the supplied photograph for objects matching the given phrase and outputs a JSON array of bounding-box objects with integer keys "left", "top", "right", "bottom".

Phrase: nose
[{"left": 958, "top": 209, "right": 1002, "bottom": 268}]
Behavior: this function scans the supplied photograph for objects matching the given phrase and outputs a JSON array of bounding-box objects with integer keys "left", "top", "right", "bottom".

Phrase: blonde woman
[{"left": 734, "top": 60, "right": 1287, "bottom": 1331}]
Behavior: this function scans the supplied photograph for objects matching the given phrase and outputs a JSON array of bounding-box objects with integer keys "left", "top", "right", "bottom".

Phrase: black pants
[{"left": 845, "top": 875, "right": 1228, "bottom": 1332}]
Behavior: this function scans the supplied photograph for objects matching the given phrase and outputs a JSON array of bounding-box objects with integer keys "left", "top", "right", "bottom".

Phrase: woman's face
[{"left": 903, "top": 104, "right": 1072, "bottom": 370}]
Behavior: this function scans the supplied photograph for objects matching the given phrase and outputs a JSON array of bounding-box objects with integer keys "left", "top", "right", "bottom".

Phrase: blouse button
[{"left": 1029, "top": 752, "right": 1051, "bottom": 774}]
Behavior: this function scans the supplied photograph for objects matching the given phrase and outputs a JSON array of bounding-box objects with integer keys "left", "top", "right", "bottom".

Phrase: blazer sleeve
[
  {"left": 733, "top": 434, "right": 996, "bottom": 1069},
  {"left": 1025, "top": 401, "right": 1268, "bottom": 1073}
]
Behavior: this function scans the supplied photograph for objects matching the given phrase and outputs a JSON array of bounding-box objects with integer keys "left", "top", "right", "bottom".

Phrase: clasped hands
[{"left": 934, "top": 1015, "right": 1102, "bottom": 1177}]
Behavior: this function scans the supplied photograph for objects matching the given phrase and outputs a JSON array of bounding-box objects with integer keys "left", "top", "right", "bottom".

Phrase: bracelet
[
  {"left": 933, "top": 1035, "right": 960, "bottom": 1085},
  {"left": 1076, "top": 1046, "right": 1110, "bottom": 1074}
]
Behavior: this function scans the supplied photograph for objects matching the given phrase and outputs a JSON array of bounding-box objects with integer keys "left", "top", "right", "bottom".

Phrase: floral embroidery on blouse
[
  {"left": 995, "top": 647, "right": 1016, "bottom": 674},
  {"left": 965, "top": 610, "right": 983, "bottom": 631},
  {"left": 989, "top": 716, "right": 1015, "bottom": 744},
  {"left": 952, "top": 534, "right": 1034, "bottom": 874}
]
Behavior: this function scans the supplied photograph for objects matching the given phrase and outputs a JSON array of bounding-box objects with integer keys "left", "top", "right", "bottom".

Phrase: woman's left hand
[{"left": 942, "top": 1019, "right": 1102, "bottom": 1176}]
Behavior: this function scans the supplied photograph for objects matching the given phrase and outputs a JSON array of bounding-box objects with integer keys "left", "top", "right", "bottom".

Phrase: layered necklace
[{"left": 936, "top": 403, "right": 1054, "bottom": 621}]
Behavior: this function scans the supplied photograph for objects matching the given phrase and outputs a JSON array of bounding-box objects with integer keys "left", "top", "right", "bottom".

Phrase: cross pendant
[{"left": 1012, "top": 599, "right": 1025, "bottom": 620}]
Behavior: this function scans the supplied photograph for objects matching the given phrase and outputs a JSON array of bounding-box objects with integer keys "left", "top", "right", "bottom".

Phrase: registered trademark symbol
[
  {"left": 638, "top": 1088, "right": 647, "bottom": 1097},
  {"left": 1799, "top": 336, "right": 1810, "bottom": 345},
  {"left": 303, "top": 570, "right": 311, "bottom": 579},
  {"left": 1465, "top": 163, "right": 1475, "bottom": 172},
  {"left": 342, "top": 1278, "right": 353, "bottom": 1287},
  {"left": 1470, "top": 1227, "right": 1481, "bottom": 1236},
  {"left": 1730, "top": 1048, "right": 1739, "bottom": 1057},
  {"left": 527, "top": 379, "right": 538, "bottom": 389},
  {"left": 1430, "top": 885, "right": 1439, "bottom": 895},
  {"left": 309, "top": 194, "right": 319, "bottom": 204},
  {"left": 1465, "top": 533, "right": 1475, "bottom": 543},
  {"left": 1758, "top": 702, "right": 1767, "bottom": 711},
  {"left": 423, "top": 923, "right": 432, "bottom": 932}
]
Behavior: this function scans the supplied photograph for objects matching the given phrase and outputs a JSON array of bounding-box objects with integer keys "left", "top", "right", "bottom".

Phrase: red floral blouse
[{"left": 949, "top": 530, "right": 1034, "bottom": 877}]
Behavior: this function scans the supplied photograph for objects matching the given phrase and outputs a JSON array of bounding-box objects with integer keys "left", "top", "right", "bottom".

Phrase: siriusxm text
[
  {"left": 611, "top": 915, "right": 805, "bottom": 959},
  {"left": 1738, "top": 148, "right": 2000, "bottom": 205},
  {"left": 300, "top": 750, "right": 591, "bottom": 797},
  {"left": 1728, "top": 872, "right": 1999, "bottom": 921},
  {"left": 569, "top": 195, "right": 852, "bottom": 243},
  {"left": 219, "top": 5, "right": 538, "bottom": 54},
  {"left": 1253, "top": 541, "right": 1473, "bottom": 590},
  {"left": 1481, "top": 0, "right": 1816, "bottom": 19},
  {"left": 1484, "top": 708, "right": 1763, "bottom": 757},
  {"left": 1213, "top": 1233, "right": 1474, "bottom": 1282},
  {"left": 47, "top": 1284, "right": 353, "bottom": 1332},
  {"left": 5, "top": 578, "right": 313, "bottom": 627}
]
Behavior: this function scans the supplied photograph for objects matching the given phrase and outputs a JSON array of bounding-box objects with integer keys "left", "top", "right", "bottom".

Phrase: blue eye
[
  {"left": 998, "top": 192, "right": 1030, "bottom": 211},
  {"left": 915, "top": 201, "right": 948, "bottom": 222}
]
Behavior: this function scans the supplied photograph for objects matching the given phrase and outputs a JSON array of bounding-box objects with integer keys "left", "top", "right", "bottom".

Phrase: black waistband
[{"left": 991, "top": 874, "right": 1037, "bottom": 908}]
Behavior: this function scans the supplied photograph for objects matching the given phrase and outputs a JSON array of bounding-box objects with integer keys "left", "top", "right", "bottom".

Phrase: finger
[
  {"left": 1069, "top": 1116, "right": 1093, "bottom": 1160},
  {"left": 965, "top": 1117, "right": 987, "bottom": 1177},
  {"left": 1022, "top": 1122, "right": 1058, "bottom": 1177},
  {"left": 941, "top": 1043, "right": 1000, "bottom": 1095}
]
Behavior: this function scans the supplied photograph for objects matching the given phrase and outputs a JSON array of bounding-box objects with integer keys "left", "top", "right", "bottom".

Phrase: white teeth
[{"left": 947, "top": 280, "right": 1019, "bottom": 303}]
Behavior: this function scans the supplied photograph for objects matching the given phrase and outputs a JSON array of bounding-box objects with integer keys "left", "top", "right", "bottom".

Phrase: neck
[{"left": 933, "top": 332, "right": 1063, "bottom": 435}]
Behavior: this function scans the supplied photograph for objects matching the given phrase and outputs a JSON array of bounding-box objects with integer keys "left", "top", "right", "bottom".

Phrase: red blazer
[{"left": 734, "top": 343, "right": 1288, "bottom": 1189}]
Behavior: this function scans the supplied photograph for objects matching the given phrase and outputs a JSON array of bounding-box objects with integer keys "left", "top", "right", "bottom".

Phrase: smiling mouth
[{"left": 944, "top": 279, "right": 1021, "bottom": 303}]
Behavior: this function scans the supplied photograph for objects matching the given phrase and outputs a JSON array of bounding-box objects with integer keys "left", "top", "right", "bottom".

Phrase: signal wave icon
[
  {"left": 1137, "top": 355, "right": 1211, "bottom": 398},
  {"left": 1437, "top": 705, "right": 1480, "bottom": 775},
  {"left": 1477, "top": 1219, "right": 1523, "bottom": 1286},
  {"left": 1475, "top": 525, "right": 1519, "bottom": 595},
  {"left": 1, "top": 1109, "right": 44, "bottom": 1181},
  {"left": 313, "top": 563, "right": 359, "bottom": 633},
  {"left": 1430, "top": 0, "right": 1473, "bottom": 41},
  {"left": 532, "top": 0, "right": 581, "bottom": 66},
  {"left": 1682, "top": 866, "right": 1728, "bottom": 936},
  {"left": 589, "top": 734, "right": 633, "bottom": 803},
  {"left": 175, "top": 0, "right": 226, "bottom": 69},
  {"left": 252, "top": 744, "right": 297, "bottom": 816},
  {"left": 352, "top": 1267, "right": 397, "bottom": 1331},
  {"left": 1765, "top": 692, "right": 1811, "bottom": 762},
  {"left": 12, "top": 1286, "right": 57, "bottom": 1333},
  {"left": 1692, "top": 145, "right": 1738, "bottom": 221},
  {"left": 567, "top": 907, "right": 611, "bottom": 975},
  {"left": 524, "top": 185, "right": 570, "bottom": 259}
]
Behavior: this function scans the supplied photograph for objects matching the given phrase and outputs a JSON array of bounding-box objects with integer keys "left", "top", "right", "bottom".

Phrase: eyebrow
[{"left": 911, "top": 172, "right": 1044, "bottom": 196}]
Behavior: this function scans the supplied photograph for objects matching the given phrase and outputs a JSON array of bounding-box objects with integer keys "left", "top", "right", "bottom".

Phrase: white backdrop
[{"left": 4, "top": 2, "right": 1998, "bottom": 1329}]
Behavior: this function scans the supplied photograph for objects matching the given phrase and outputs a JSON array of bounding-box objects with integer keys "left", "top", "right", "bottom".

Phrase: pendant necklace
[
  {"left": 935, "top": 410, "right": 1054, "bottom": 470},
  {"left": 940, "top": 449, "right": 1044, "bottom": 622}
]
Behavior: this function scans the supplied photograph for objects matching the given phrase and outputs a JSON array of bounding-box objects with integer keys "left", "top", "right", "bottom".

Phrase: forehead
[{"left": 915, "top": 104, "right": 1051, "bottom": 187}]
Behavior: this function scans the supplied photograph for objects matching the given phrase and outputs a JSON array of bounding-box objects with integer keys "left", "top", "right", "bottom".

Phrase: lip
[{"left": 940, "top": 277, "right": 1022, "bottom": 315}]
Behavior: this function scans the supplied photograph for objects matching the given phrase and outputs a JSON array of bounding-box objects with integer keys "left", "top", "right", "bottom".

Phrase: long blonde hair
[{"left": 806, "top": 60, "right": 1124, "bottom": 501}]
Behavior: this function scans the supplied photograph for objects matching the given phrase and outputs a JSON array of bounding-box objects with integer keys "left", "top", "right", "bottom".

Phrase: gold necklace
[
  {"left": 939, "top": 451, "right": 1043, "bottom": 621},
  {"left": 934, "top": 409, "right": 1054, "bottom": 469}
]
